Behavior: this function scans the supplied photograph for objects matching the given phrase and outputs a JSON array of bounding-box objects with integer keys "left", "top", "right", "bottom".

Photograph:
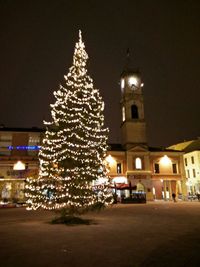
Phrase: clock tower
[{"left": 120, "top": 54, "right": 147, "bottom": 149}]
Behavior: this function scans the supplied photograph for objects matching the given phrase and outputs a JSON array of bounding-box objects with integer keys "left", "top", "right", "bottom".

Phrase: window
[
  {"left": 172, "top": 163, "right": 177, "bottom": 174},
  {"left": 135, "top": 157, "right": 142, "bottom": 169},
  {"left": 28, "top": 133, "right": 41, "bottom": 155},
  {"left": 0, "top": 133, "right": 12, "bottom": 155},
  {"left": 131, "top": 105, "right": 139, "bottom": 119},
  {"left": 122, "top": 106, "right": 125, "bottom": 122},
  {"left": 117, "top": 163, "right": 122, "bottom": 174},
  {"left": 154, "top": 163, "right": 160, "bottom": 173},
  {"left": 184, "top": 158, "right": 187, "bottom": 166},
  {"left": 187, "top": 169, "right": 190, "bottom": 178},
  {"left": 121, "top": 78, "right": 125, "bottom": 90},
  {"left": 28, "top": 134, "right": 40, "bottom": 146},
  {"left": 191, "top": 156, "right": 194, "bottom": 164},
  {"left": 193, "top": 169, "right": 196, "bottom": 178}
]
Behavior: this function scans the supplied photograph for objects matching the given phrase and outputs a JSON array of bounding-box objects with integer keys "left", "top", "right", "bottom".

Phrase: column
[
  {"left": 163, "top": 180, "right": 167, "bottom": 200},
  {"left": 169, "top": 180, "right": 172, "bottom": 201}
]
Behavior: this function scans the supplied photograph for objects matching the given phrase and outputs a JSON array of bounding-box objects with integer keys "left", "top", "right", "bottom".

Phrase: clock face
[{"left": 128, "top": 76, "right": 138, "bottom": 88}]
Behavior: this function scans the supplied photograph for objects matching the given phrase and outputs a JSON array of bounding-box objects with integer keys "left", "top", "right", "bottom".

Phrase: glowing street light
[
  {"left": 160, "top": 155, "right": 171, "bottom": 166},
  {"left": 105, "top": 155, "right": 116, "bottom": 166},
  {"left": 13, "top": 161, "right": 25, "bottom": 170}
]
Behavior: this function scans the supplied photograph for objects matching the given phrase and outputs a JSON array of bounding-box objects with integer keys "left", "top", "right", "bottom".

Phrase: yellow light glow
[
  {"left": 121, "top": 78, "right": 125, "bottom": 89},
  {"left": 160, "top": 155, "right": 171, "bottom": 165},
  {"left": 106, "top": 155, "right": 116, "bottom": 165},
  {"left": 122, "top": 106, "right": 125, "bottom": 122},
  {"left": 13, "top": 161, "right": 25, "bottom": 170},
  {"left": 129, "top": 77, "right": 138, "bottom": 87}
]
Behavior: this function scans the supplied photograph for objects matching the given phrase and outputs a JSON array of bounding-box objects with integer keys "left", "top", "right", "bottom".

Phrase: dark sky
[{"left": 0, "top": 0, "right": 199, "bottom": 147}]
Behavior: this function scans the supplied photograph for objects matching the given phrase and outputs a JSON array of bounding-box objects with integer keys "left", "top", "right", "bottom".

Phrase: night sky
[{"left": 0, "top": 0, "right": 199, "bottom": 147}]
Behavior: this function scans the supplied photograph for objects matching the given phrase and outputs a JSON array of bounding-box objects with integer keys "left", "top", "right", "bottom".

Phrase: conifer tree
[{"left": 26, "top": 31, "right": 113, "bottom": 214}]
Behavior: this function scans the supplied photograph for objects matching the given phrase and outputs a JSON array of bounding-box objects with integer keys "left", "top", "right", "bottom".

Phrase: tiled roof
[{"left": 168, "top": 139, "right": 200, "bottom": 153}]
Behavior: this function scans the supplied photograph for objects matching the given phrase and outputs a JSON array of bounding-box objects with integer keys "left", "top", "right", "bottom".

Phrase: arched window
[
  {"left": 135, "top": 157, "right": 142, "bottom": 169},
  {"left": 131, "top": 105, "right": 139, "bottom": 119},
  {"left": 136, "top": 182, "right": 145, "bottom": 192}
]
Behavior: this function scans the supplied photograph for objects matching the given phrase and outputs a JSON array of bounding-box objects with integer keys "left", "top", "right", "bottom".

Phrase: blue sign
[{"left": 8, "top": 146, "right": 41, "bottom": 150}]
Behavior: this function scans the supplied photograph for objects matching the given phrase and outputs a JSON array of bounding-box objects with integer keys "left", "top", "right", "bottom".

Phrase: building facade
[
  {"left": 106, "top": 62, "right": 187, "bottom": 201},
  {"left": 169, "top": 139, "right": 200, "bottom": 195},
  {"left": 0, "top": 127, "right": 42, "bottom": 204}
]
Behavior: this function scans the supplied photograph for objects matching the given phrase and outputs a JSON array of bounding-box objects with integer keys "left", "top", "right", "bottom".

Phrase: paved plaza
[{"left": 0, "top": 201, "right": 200, "bottom": 267}]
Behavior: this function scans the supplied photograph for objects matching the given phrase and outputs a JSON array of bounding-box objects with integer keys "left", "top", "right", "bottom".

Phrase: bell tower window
[
  {"left": 122, "top": 106, "right": 125, "bottom": 122},
  {"left": 121, "top": 78, "right": 125, "bottom": 91},
  {"left": 131, "top": 105, "right": 139, "bottom": 119}
]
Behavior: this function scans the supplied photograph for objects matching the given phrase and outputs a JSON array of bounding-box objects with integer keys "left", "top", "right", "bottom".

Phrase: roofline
[{"left": 0, "top": 127, "right": 45, "bottom": 133}]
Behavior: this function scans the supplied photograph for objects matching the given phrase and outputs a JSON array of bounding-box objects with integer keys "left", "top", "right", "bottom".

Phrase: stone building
[
  {"left": 106, "top": 60, "right": 187, "bottom": 201},
  {"left": 169, "top": 138, "right": 200, "bottom": 195}
]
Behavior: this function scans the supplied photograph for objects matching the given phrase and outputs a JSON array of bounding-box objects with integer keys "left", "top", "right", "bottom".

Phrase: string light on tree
[{"left": 25, "top": 31, "right": 113, "bottom": 214}]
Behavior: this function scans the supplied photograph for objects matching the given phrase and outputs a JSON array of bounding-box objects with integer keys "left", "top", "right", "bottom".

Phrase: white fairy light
[{"left": 25, "top": 31, "right": 113, "bottom": 211}]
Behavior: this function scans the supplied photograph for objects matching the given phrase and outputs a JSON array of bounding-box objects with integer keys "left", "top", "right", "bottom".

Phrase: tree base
[{"left": 51, "top": 215, "right": 93, "bottom": 225}]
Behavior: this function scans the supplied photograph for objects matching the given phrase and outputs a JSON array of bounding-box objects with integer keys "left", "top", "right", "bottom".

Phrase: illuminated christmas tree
[{"left": 26, "top": 31, "right": 113, "bottom": 216}]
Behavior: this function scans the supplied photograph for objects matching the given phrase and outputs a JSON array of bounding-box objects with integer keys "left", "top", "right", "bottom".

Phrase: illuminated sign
[{"left": 8, "top": 146, "right": 41, "bottom": 150}]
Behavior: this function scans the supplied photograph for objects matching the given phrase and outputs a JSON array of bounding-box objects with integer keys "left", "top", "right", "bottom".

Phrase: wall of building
[
  {"left": 184, "top": 151, "right": 200, "bottom": 193},
  {"left": 0, "top": 129, "right": 41, "bottom": 203},
  {"left": 106, "top": 149, "right": 187, "bottom": 201}
]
